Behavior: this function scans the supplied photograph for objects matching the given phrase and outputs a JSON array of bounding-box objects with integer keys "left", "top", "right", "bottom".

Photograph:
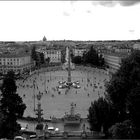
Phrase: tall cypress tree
[
  {"left": 31, "top": 45, "right": 39, "bottom": 66},
  {"left": 0, "top": 71, "right": 26, "bottom": 139}
]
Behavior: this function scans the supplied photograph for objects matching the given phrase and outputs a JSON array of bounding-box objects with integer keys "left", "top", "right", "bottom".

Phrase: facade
[
  {"left": 101, "top": 43, "right": 132, "bottom": 74},
  {"left": 133, "top": 43, "right": 140, "bottom": 50},
  {"left": 103, "top": 53, "right": 128, "bottom": 73},
  {"left": 0, "top": 52, "right": 34, "bottom": 74},
  {"left": 72, "top": 47, "right": 87, "bottom": 57},
  {"left": 44, "top": 49, "right": 61, "bottom": 63},
  {"left": 112, "top": 44, "right": 132, "bottom": 54},
  {"left": 36, "top": 48, "right": 61, "bottom": 63},
  {"left": 114, "top": 48, "right": 131, "bottom": 53}
]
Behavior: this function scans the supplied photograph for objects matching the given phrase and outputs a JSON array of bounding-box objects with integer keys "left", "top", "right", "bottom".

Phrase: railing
[{"left": 44, "top": 130, "right": 105, "bottom": 139}]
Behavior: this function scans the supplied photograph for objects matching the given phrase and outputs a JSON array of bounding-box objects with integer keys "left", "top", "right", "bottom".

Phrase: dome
[{"left": 43, "top": 36, "right": 47, "bottom": 41}]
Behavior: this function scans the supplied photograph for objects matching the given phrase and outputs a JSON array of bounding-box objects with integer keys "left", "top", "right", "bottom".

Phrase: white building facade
[
  {"left": 133, "top": 43, "right": 140, "bottom": 50},
  {"left": 36, "top": 48, "right": 61, "bottom": 63},
  {"left": 44, "top": 49, "right": 61, "bottom": 63},
  {"left": 73, "top": 48, "right": 87, "bottom": 57},
  {"left": 104, "top": 53, "right": 127, "bottom": 73},
  {"left": 0, "top": 53, "right": 34, "bottom": 74}
]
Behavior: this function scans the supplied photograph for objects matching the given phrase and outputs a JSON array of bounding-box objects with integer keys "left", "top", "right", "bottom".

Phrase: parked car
[
  {"left": 14, "top": 136, "right": 26, "bottom": 140},
  {"left": 48, "top": 127, "right": 55, "bottom": 135}
]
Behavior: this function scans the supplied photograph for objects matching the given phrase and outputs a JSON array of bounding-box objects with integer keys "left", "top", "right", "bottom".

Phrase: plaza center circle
[{"left": 16, "top": 66, "right": 109, "bottom": 119}]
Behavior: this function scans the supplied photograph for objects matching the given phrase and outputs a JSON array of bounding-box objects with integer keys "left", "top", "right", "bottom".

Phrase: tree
[
  {"left": 82, "top": 51, "right": 87, "bottom": 64},
  {"left": 0, "top": 71, "right": 26, "bottom": 139},
  {"left": 46, "top": 57, "right": 50, "bottom": 64},
  {"left": 109, "top": 120, "right": 134, "bottom": 139},
  {"left": 70, "top": 50, "right": 74, "bottom": 62},
  {"left": 31, "top": 45, "right": 39, "bottom": 66},
  {"left": 106, "top": 50, "right": 140, "bottom": 137},
  {"left": 88, "top": 97, "right": 118, "bottom": 135},
  {"left": 61, "top": 49, "right": 66, "bottom": 63},
  {"left": 127, "top": 87, "right": 140, "bottom": 137},
  {"left": 72, "top": 56, "right": 82, "bottom": 64},
  {"left": 40, "top": 52, "right": 45, "bottom": 64},
  {"left": 31, "top": 45, "right": 37, "bottom": 61},
  {"left": 98, "top": 54, "right": 105, "bottom": 67},
  {"left": 82, "top": 46, "right": 99, "bottom": 66}
]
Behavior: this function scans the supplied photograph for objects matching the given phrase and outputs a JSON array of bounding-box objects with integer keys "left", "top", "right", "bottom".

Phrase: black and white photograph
[{"left": 0, "top": 0, "right": 140, "bottom": 139}]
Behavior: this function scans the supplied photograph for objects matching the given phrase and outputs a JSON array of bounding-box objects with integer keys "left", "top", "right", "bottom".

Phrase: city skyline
[{"left": 0, "top": 1, "right": 140, "bottom": 41}]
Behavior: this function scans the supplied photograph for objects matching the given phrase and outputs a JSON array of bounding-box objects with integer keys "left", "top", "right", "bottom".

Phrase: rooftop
[
  {"left": 104, "top": 51, "right": 130, "bottom": 57},
  {"left": 0, "top": 51, "right": 31, "bottom": 58}
]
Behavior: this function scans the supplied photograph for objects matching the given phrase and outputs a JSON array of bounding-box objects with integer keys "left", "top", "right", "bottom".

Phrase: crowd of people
[{"left": 16, "top": 66, "right": 110, "bottom": 119}]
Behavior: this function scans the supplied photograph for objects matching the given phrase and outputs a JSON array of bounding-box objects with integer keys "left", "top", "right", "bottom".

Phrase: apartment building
[
  {"left": 133, "top": 43, "right": 140, "bottom": 50},
  {"left": 0, "top": 52, "right": 34, "bottom": 74},
  {"left": 44, "top": 49, "right": 61, "bottom": 63},
  {"left": 72, "top": 44, "right": 89, "bottom": 57},
  {"left": 104, "top": 52, "right": 128, "bottom": 73},
  {"left": 73, "top": 48, "right": 87, "bottom": 57},
  {"left": 100, "top": 43, "right": 132, "bottom": 73},
  {"left": 36, "top": 48, "right": 61, "bottom": 63}
]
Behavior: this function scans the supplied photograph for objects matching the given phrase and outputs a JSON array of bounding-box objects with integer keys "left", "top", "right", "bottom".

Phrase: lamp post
[
  {"left": 36, "top": 92, "right": 43, "bottom": 124},
  {"left": 33, "top": 79, "right": 36, "bottom": 112}
]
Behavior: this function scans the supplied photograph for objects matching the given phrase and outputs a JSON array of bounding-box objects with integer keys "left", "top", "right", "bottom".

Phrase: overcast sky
[{"left": 0, "top": 1, "right": 140, "bottom": 41}]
